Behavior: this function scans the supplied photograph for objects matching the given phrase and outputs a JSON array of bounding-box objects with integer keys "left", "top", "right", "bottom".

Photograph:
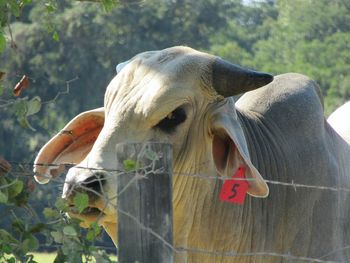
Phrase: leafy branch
[
  {"left": 0, "top": 159, "right": 117, "bottom": 263},
  {"left": 0, "top": 0, "right": 121, "bottom": 53}
]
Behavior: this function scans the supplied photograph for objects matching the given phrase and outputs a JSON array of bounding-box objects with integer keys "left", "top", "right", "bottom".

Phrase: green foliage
[
  {"left": 86, "top": 222, "right": 101, "bottom": 242},
  {"left": 0, "top": 32, "right": 5, "bottom": 53},
  {"left": 0, "top": 183, "right": 8, "bottom": 203},
  {"left": 101, "top": 0, "right": 118, "bottom": 11},
  {"left": 43, "top": 207, "right": 60, "bottom": 218},
  {"left": 73, "top": 193, "right": 89, "bottom": 213},
  {"left": 0, "top": 173, "right": 42, "bottom": 262},
  {"left": 8, "top": 179, "right": 24, "bottom": 198},
  {"left": 0, "top": 171, "right": 116, "bottom": 262},
  {"left": 0, "top": 82, "right": 4, "bottom": 96},
  {"left": 62, "top": 225, "right": 78, "bottom": 236},
  {"left": 43, "top": 203, "right": 117, "bottom": 263},
  {"left": 251, "top": 0, "right": 350, "bottom": 114},
  {"left": 123, "top": 159, "right": 137, "bottom": 171},
  {"left": 0, "top": 176, "right": 27, "bottom": 205},
  {"left": 10, "top": 96, "right": 42, "bottom": 130}
]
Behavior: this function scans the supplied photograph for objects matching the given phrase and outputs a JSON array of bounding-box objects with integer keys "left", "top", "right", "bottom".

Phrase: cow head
[{"left": 33, "top": 46, "right": 273, "bottom": 244}]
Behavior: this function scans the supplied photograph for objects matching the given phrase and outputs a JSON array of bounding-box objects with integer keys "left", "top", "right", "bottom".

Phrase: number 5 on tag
[{"left": 219, "top": 166, "right": 248, "bottom": 205}]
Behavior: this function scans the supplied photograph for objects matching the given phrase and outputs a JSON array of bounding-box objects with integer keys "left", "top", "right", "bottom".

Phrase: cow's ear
[
  {"left": 116, "top": 60, "right": 130, "bottom": 73},
  {"left": 211, "top": 101, "right": 269, "bottom": 198},
  {"left": 33, "top": 108, "right": 104, "bottom": 184}
]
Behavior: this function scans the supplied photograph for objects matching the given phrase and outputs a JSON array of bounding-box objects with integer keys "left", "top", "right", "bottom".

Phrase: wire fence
[
  {"left": 10, "top": 160, "right": 350, "bottom": 193},
  {"left": 2, "top": 159, "right": 350, "bottom": 263}
]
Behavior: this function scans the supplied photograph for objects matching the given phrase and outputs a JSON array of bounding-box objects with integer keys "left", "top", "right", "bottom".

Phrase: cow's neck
[
  {"left": 172, "top": 171, "right": 258, "bottom": 262},
  {"left": 236, "top": 108, "right": 290, "bottom": 181},
  {"left": 171, "top": 109, "right": 293, "bottom": 261},
  {"left": 173, "top": 109, "right": 283, "bottom": 262}
]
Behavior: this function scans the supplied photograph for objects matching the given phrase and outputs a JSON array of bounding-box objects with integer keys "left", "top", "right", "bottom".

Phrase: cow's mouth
[
  {"left": 69, "top": 205, "right": 105, "bottom": 217},
  {"left": 81, "top": 207, "right": 104, "bottom": 216}
]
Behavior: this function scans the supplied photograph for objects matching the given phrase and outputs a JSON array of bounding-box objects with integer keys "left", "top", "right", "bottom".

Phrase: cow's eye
[{"left": 155, "top": 107, "right": 187, "bottom": 133}]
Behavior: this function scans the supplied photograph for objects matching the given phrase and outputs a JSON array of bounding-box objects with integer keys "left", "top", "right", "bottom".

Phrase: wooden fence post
[{"left": 116, "top": 142, "right": 173, "bottom": 263}]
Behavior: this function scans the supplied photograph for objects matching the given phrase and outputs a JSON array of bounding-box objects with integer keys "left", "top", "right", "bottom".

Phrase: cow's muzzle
[{"left": 62, "top": 170, "right": 107, "bottom": 217}]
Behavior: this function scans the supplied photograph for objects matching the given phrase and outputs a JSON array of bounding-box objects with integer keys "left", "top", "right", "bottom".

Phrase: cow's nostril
[
  {"left": 63, "top": 171, "right": 107, "bottom": 202},
  {"left": 81, "top": 172, "right": 106, "bottom": 196}
]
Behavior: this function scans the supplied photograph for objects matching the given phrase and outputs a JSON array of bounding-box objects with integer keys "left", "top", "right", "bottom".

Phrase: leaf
[
  {"left": 13, "top": 75, "right": 29, "bottom": 96},
  {"left": 102, "top": 0, "right": 117, "bottom": 12},
  {"left": 29, "top": 223, "right": 46, "bottom": 234},
  {"left": 10, "top": 96, "right": 41, "bottom": 130},
  {"left": 51, "top": 231, "right": 63, "bottom": 243},
  {"left": 0, "top": 191, "right": 8, "bottom": 203},
  {"left": 43, "top": 207, "right": 59, "bottom": 219},
  {"left": 123, "top": 159, "right": 136, "bottom": 171},
  {"left": 12, "top": 98, "right": 27, "bottom": 117},
  {"left": 8, "top": 1, "right": 21, "bottom": 17},
  {"left": 0, "top": 83, "right": 4, "bottom": 96},
  {"left": 19, "top": 116, "right": 35, "bottom": 130},
  {"left": 90, "top": 221, "right": 101, "bottom": 235},
  {"left": 55, "top": 198, "right": 68, "bottom": 211},
  {"left": 86, "top": 229, "right": 95, "bottom": 242},
  {"left": 53, "top": 31, "right": 59, "bottom": 42},
  {"left": 45, "top": 2, "right": 56, "bottom": 13},
  {"left": 21, "top": 235, "right": 39, "bottom": 253},
  {"left": 0, "top": 33, "right": 6, "bottom": 53},
  {"left": 0, "top": 229, "right": 18, "bottom": 244},
  {"left": 86, "top": 222, "right": 101, "bottom": 241},
  {"left": 144, "top": 149, "right": 159, "bottom": 161},
  {"left": 26, "top": 96, "right": 41, "bottom": 116},
  {"left": 53, "top": 248, "right": 67, "bottom": 263},
  {"left": 73, "top": 192, "right": 89, "bottom": 213},
  {"left": 12, "top": 219, "right": 25, "bottom": 233},
  {"left": 2, "top": 244, "right": 12, "bottom": 254},
  {"left": 8, "top": 180, "right": 23, "bottom": 198},
  {"left": 63, "top": 226, "right": 77, "bottom": 236},
  {"left": 0, "top": 175, "right": 9, "bottom": 185},
  {"left": 0, "top": 178, "right": 8, "bottom": 203}
]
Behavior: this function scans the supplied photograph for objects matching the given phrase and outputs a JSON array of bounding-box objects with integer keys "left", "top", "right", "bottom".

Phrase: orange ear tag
[{"left": 219, "top": 166, "right": 248, "bottom": 205}]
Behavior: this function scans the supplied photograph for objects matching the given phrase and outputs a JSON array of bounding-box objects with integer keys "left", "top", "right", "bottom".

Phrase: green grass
[
  {"left": 28, "top": 252, "right": 117, "bottom": 262},
  {"left": 3, "top": 253, "right": 55, "bottom": 263},
  {"left": 31, "top": 253, "right": 56, "bottom": 262},
  {"left": 4, "top": 252, "right": 118, "bottom": 262}
]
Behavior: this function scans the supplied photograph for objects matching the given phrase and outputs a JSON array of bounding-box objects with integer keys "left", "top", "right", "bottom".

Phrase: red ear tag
[{"left": 219, "top": 166, "right": 248, "bottom": 205}]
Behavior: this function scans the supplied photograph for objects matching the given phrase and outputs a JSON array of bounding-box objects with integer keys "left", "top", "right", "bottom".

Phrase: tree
[{"left": 252, "top": 0, "right": 350, "bottom": 114}]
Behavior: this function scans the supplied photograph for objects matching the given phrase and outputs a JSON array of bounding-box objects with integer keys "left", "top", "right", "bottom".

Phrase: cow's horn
[{"left": 212, "top": 57, "right": 273, "bottom": 97}]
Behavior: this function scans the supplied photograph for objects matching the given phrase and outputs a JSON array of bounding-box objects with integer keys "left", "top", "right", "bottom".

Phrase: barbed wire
[
  {"left": 3, "top": 159, "right": 350, "bottom": 262},
  {"left": 6, "top": 160, "right": 350, "bottom": 193},
  {"left": 175, "top": 247, "right": 343, "bottom": 263},
  {"left": 115, "top": 205, "right": 350, "bottom": 263}
]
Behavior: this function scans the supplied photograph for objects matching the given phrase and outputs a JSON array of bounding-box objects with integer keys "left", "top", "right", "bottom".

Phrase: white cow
[
  {"left": 328, "top": 101, "right": 350, "bottom": 144},
  {"left": 34, "top": 46, "right": 350, "bottom": 263}
]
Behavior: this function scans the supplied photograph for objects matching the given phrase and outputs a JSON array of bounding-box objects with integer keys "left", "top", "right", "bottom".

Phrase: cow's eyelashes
[{"left": 155, "top": 107, "right": 187, "bottom": 133}]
